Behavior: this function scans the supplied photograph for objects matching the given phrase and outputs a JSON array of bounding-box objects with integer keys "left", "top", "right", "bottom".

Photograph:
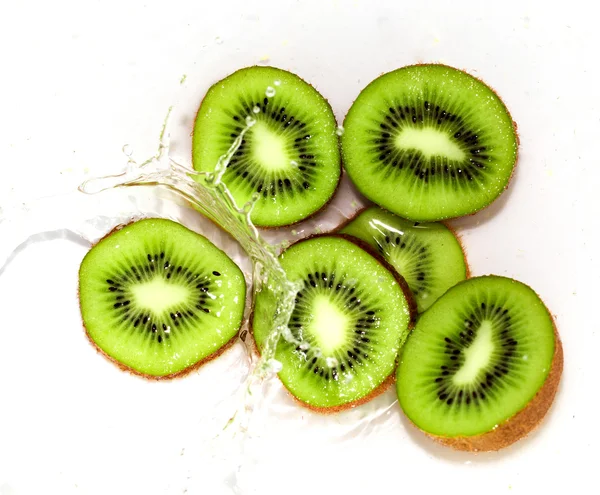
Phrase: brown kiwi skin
[
  {"left": 77, "top": 218, "right": 245, "bottom": 381},
  {"left": 249, "top": 232, "right": 417, "bottom": 413},
  {"left": 334, "top": 205, "right": 471, "bottom": 281},
  {"left": 191, "top": 65, "right": 343, "bottom": 230},
  {"left": 343, "top": 63, "right": 520, "bottom": 223},
  {"left": 402, "top": 292, "right": 563, "bottom": 452}
]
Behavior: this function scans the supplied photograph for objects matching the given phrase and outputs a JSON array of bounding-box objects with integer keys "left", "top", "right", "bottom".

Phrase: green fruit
[
  {"left": 340, "top": 206, "right": 468, "bottom": 312},
  {"left": 396, "top": 275, "right": 562, "bottom": 451},
  {"left": 252, "top": 234, "right": 414, "bottom": 410},
  {"left": 192, "top": 66, "right": 341, "bottom": 227},
  {"left": 342, "top": 64, "right": 518, "bottom": 222},
  {"left": 78, "top": 218, "right": 246, "bottom": 378}
]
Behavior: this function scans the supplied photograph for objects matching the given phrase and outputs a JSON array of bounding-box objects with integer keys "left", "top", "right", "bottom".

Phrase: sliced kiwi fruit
[
  {"left": 396, "top": 275, "right": 563, "bottom": 451},
  {"left": 192, "top": 66, "right": 341, "bottom": 228},
  {"left": 341, "top": 64, "right": 518, "bottom": 222},
  {"left": 78, "top": 218, "right": 246, "bottom": 378},
  {"left": 252, "top": 234, "right": 415, "bottom": 411},
  {"left": 339, "top": 206, "right": 468, "bottom": 312}
]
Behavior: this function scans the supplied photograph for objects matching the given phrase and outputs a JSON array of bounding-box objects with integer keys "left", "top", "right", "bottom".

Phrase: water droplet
[
  {"left": 343, "top": 374, "right": 354, "bottom": 384},
  {"left": 522, "top": 354, "right": 529, "bottom": 361},
  {"left": 290, "top": 160, "right": 298, "bottom": 167},
  {"left": 252, "top": 105, "right": 261, "bottom": 114},
  {"left": 215, "top": 36, "right": 223, "bottom": 45},
  {"left": 274, "top": 80, "right": 281, "bottom": 86},
  {"left": 299, "top": 341, "right": 310, "bottom": 351},
  {"left": 335, "top": 125, "right": 345, "bottom": 136},
  {"left": 122, "top": 144, "right": 132, "bottom": 156},
  {"left": 326, "top": 357, "right": 338, "bottom": 368},
  {"left": 267, "top": 358, "right": 283, "bottom": 373},
  {"left": 245, "top": 116, "right": 256, "bottom": 127},
  {"left": 242, "top": 199, "right": 255, "bottom": 214},
  {"left": 265, "top": 86, "right": 276, "bottom": 97}
]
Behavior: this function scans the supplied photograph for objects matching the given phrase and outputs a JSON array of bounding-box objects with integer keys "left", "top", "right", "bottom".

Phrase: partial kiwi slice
[
  {"left": 192, "top": 66, "right": 341, "bottom": 228},
  {"left": 78, "top": 218, "right": 246, "bottom": 378},
  {"left": 339, "top": 206, "right": 468, "bottom": 312},
  {"left": 252, "top": 234, "right": 415, "bottom": 411},
  {"left": 341, "top": 64, "right": 518, "bottom": 222},
  {"left": 396, "top": 275, "right": 563, "bottom": 451}
]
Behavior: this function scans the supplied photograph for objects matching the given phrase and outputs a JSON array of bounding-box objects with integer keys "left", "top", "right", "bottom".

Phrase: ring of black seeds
[
  {"left": 372, "top": 228, "right": 433, "bottom": 297},
  {"left": 222, "top": 98, "right": 319, "bottom": 195},
  {"left": 286, "top": 269, "right": 380, "bottom": 381},
  {"left": 433, "top": 301, "right": 520, "bottom": 406},
  {"left": 370, "top": 93, "right": 492, "bottom": 186},
  {"left": 105, "top": 250, "right": 221, "bottom": 344}
]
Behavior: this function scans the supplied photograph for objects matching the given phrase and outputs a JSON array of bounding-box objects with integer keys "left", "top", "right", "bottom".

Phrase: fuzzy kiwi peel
[
  {"left": 431, "top": 325, "right": 563, "bottom": 452},
  {"left": 395, "top": 275, "right": 563, "bottom": 452}
]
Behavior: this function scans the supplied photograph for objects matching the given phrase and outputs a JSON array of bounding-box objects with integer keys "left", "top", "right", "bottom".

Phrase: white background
[{"left": 0, "top": 1, "right": 598, "bottom": 494}]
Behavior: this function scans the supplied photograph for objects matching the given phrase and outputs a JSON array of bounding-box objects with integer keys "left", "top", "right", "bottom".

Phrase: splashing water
[
  {"left": 0, "top": 104, "right": 312, "bottom": 490},
  {"left": 79, "top": 109, "right": 306, "bottom": 434},
  {"left": 0, "top": 73, "right": 408, "bottom": 493}
]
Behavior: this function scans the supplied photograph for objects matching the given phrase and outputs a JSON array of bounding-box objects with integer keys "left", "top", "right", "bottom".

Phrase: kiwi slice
[
  {"left": 78, "top": 218, "right": 246, "bottom": 378},
  {"left": 396, "top": 275, "right": 563, "bottom": 451},
  {"left": 341, "top": 64, "right": 518, "bottom": 222},
  {"left": 252, "top": 234, "right": 415, "bottom": 411},
  {"left": 339, "top": 206, "right": 468, "bottom": 312},
  {"left": 192, "top": 66, "right": 341, "bottom": 228}
]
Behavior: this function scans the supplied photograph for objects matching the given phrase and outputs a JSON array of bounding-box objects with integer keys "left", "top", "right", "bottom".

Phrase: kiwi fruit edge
[
  {"left": 341, "top": 63, "right": 521, "bottom": 223},
  {"left": 398, "top": 276, "right": 563, "bottom": 452},
  {"left": 248, "top": 232, "right": 417, "bottom": 414},
  {"left": 191, "top": 65, "right": 343, "bottom": 230},
  {"left": 429, "top": 323, "right": 563, "bottom": 452},
  {"left": 78, "top": 216, "right": 248, "bottom": 381}
]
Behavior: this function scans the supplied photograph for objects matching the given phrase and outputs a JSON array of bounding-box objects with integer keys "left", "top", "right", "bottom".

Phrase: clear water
[
  {"left": 0, "top": 104, "right": 309, "bottom": 491},
  {"left": 78, "top": 108, "right": 306, "bottom": 440}
]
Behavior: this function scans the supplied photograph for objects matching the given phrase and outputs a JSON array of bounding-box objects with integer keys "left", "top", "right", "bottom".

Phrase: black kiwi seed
[
  {"left": 431, "top": 299, "right": 522, "bottom": 406},
  {"left": 102, "top": 248, "right": 221, "bottom": 341}
]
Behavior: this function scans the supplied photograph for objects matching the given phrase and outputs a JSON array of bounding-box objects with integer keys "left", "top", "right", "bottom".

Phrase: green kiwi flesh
[
  {"left": 78, "top": 218, "right": 246, "bottom": 378},
  {"left": 341, "top": 64, "right": 518, "bottom": 222},
  {"left": 192, "top": 66, "right": 341, "bottom": 227},
  {"left": 252, "top": 235, "right": 413, "bottom": 410},
  {"left": 396, "top": 275, "right": 560, "bottom": 449},
  {"left": 340, "top": 206, "right": 467, "bottom": 312}
]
